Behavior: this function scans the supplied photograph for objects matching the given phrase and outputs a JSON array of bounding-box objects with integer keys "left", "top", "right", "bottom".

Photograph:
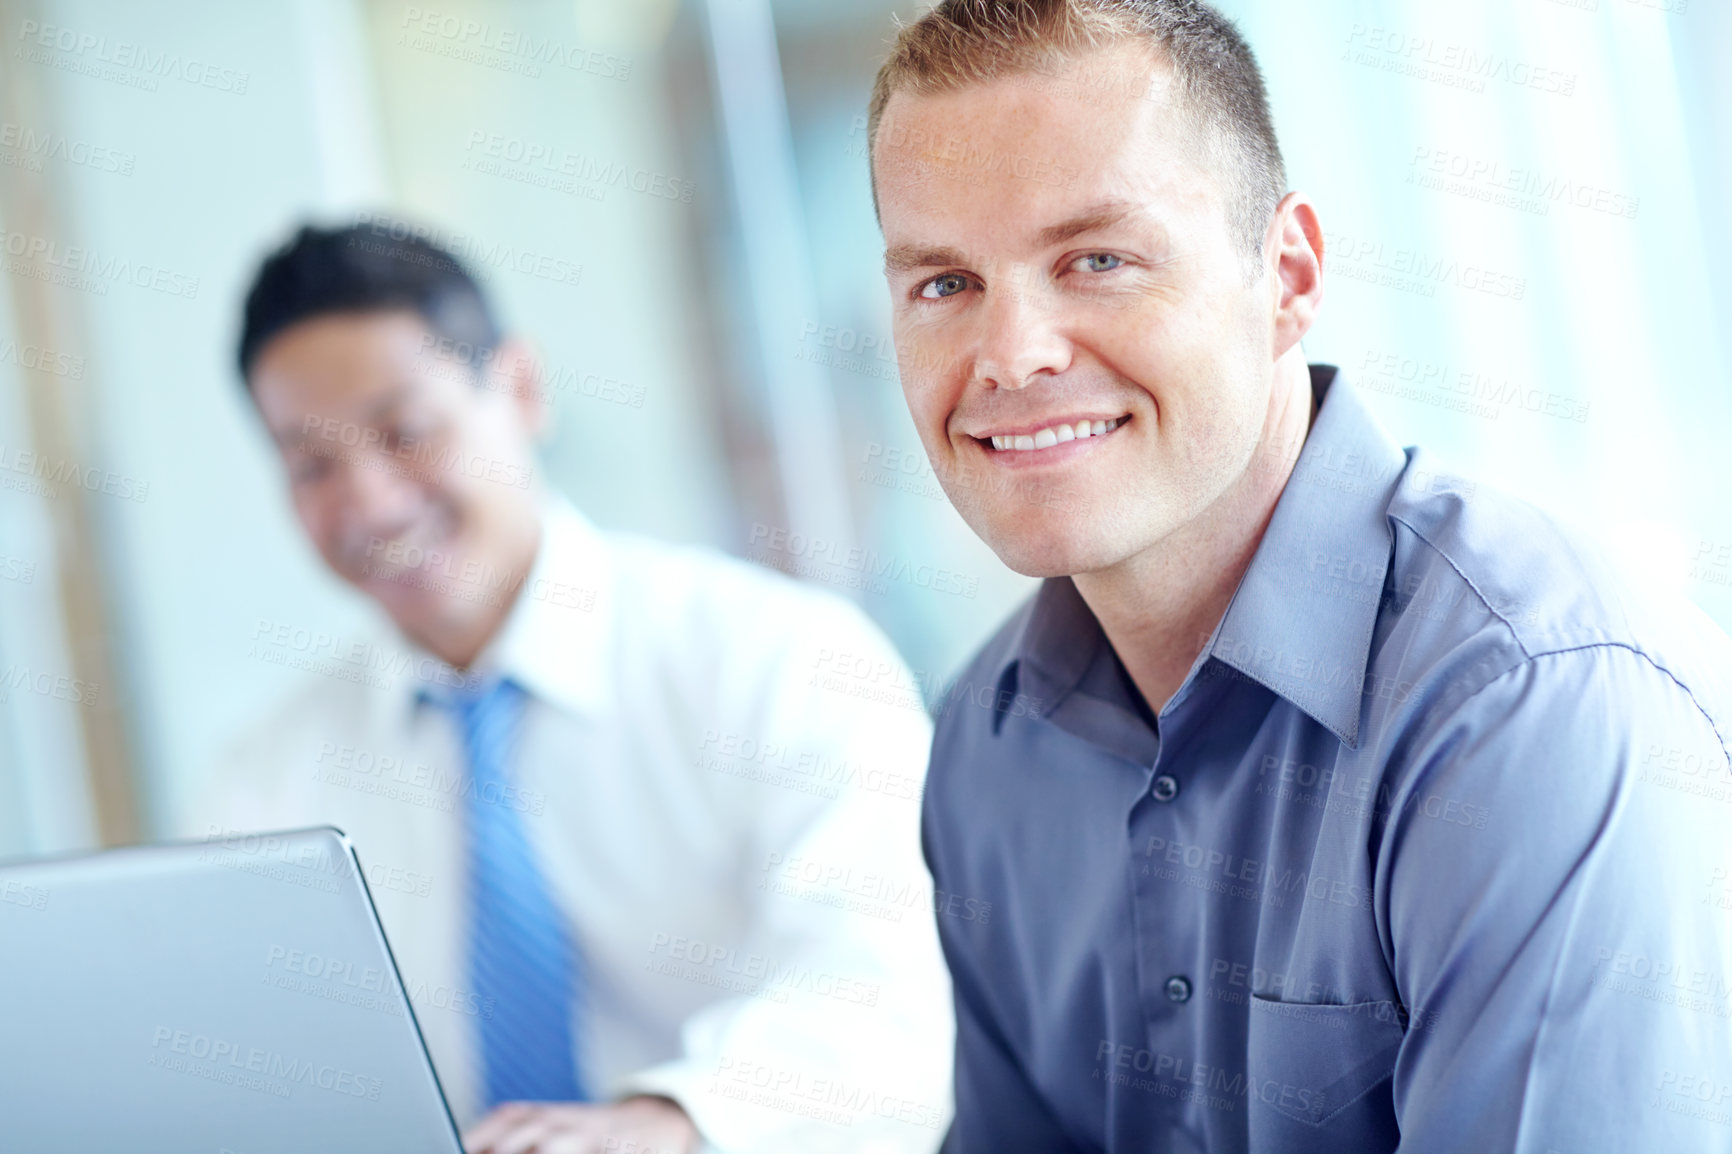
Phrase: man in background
[
  {"left": 867, "top": 1, "right": 1732, "bottom": 1151},
  {"left": 192, "top": 222, "right": 952, "bottom": 1154}
]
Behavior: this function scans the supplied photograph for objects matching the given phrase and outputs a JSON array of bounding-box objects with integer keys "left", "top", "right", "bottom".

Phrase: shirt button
[
  {"left": 1165, "top": 975, "right": 1192, "bottom": 1003},
  {"left": 1151, "top": 774, "right": 1179, "bottom": 802}
]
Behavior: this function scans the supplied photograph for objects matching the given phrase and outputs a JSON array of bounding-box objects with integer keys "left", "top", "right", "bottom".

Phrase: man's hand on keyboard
[{"left": 462, "top": 1094, "right": 700, "bottom": 1154}]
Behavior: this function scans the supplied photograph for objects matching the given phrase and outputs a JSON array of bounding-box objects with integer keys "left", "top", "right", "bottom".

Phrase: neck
[{"left": 1073, "top": 356, "right": 1316, "bottom": 717}]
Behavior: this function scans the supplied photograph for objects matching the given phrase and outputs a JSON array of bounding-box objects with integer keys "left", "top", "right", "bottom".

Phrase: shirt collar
[
  {"left": 998, "top": 366, "right": 1405, "bottom": 750},
  {"left": 386, "top": 493, "right": 617, "bottom": 727}
]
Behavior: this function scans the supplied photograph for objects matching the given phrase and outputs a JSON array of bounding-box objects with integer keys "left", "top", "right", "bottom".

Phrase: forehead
[{"left": 873, "top": 41, "right": 1218, "bottom": 246}]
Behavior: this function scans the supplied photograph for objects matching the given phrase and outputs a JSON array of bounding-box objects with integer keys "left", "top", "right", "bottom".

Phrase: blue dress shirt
[{"left": 925, "top": 365, "right": 1732, "bottom": 1153}]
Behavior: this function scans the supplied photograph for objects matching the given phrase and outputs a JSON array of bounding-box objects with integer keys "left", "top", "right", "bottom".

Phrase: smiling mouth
[
  {"left": 982, "top": 415, "right": 1129, "bottom": 453},
  {"left": 344, "top": 508, "right": 457, "bottom": 577}
]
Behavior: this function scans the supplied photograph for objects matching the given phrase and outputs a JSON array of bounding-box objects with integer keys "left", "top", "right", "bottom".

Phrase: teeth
[{"left": 988, "top": 417, "right": 1124, "bottom": 452}]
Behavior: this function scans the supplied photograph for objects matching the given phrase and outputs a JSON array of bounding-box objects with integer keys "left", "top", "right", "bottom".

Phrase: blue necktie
[{"left": 435, "top": 677, "right": 587, "bottom": 1106}]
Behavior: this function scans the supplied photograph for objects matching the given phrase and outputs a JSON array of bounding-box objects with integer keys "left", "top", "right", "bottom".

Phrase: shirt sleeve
[
  {"left": 1380, "top": 643, "right": 1732, "bottom": 1153},
  {"left": 616, "top": 593, "right": 956, "bottom": 1154}
]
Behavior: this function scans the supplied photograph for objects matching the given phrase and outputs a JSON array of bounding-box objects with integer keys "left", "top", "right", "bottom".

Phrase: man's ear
[
  {"left": 486, "top": 335, "right": 550, "bottom": 439},
  {"left": 1266, "top": 192, "right": 1325, "bottom": 362}
]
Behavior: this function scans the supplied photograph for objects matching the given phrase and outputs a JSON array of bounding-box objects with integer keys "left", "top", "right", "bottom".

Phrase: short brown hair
[{"left": 868, "top": 0, "right": 1287, "bottom": 261}]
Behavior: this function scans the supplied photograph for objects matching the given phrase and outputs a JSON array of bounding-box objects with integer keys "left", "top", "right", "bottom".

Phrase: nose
[{"left": 972, "top": 272, "right": 1072, "bottom": 391}]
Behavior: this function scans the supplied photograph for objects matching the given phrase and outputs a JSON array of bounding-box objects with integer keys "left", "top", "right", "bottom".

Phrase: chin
[{"left": 969, "top": 513, "right": 1126, "bottom": 580}]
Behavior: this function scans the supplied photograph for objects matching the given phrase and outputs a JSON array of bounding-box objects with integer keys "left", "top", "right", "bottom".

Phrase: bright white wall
[{"left": 1237, "top": 0, "right": 1731, "bottom": 622}]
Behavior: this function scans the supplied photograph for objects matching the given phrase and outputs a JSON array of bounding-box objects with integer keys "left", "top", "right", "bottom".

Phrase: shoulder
[{"left": 1380, "top": 453, "right": 1732, "bottom": 765}]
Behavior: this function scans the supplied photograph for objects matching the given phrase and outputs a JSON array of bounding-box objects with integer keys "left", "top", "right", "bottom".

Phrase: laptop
[{"left": 0, "top": 826, "right": 466, "bottom": 1153}]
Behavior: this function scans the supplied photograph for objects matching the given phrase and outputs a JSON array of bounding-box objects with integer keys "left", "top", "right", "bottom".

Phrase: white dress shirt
[{"left": 186, "top": 496, "right": 954, "bottom": 1153}]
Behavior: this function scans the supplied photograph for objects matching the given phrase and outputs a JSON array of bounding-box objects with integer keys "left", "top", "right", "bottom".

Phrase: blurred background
[{"left": 0, "top": 0, "right": 1727, "bottom": 854}]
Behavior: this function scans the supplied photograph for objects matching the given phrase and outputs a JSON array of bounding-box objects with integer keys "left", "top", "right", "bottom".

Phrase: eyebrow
[
  {"left": 1034, "top": 200, "right": 1140, "bottom": 248},
  {"left": 882, "top": 200, "right": 1148, "bottom": 277},
  {"left": 883, "top": 244, "right": 969, "bottom": 276}
]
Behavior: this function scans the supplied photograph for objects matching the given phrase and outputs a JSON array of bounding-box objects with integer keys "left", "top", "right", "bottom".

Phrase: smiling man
[
  {"left": 195, "top": 222, "right": 953, "bottom": 1154},
  {"left": 868, "top": 2, "right": 1732, "bottom": 1152}
]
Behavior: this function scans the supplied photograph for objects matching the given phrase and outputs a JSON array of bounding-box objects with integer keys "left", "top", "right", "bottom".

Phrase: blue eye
[
  {"left": 919, "top": 273, "right": 972, "bottom": 300},
  {"left": 1077, "top": 253, "right": 1124, "bottom": 273}
]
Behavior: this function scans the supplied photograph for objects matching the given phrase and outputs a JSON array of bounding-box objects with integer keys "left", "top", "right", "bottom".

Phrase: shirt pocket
[{"left": 1245, "top": 993, "right": 1405, "bottom": 1153}]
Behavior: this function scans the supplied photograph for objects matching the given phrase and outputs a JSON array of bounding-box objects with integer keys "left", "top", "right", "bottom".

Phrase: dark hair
[
  {"left": 236, "top": 220, "right": 502, "bottom": 384},
  {"left": 868, "top": 0, "right": 1287, "bottom": 261}
]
